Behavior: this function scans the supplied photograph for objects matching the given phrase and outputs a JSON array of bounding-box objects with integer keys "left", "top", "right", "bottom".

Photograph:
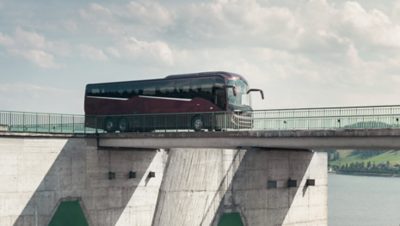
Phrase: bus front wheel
[{"left": 192, "top": 116, "right": 204, "bottom": 132}]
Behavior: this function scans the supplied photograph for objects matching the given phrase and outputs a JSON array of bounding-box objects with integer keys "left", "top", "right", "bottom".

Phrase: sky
[{"left": 1, "top": 0, "right": 400, "bottom": 114}]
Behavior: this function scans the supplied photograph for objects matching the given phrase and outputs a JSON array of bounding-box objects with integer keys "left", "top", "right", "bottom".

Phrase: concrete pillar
[
  {"left": 0, "top": 137, "right": 167, "bottom": 226},
  {"left": 153, "top": 148, "right": 327, "bottom": 226}
]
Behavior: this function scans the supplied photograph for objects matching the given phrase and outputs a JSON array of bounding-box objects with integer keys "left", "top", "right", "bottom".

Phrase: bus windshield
[{"left": 227, "top": 79, "right": 251, "bottom": 107}]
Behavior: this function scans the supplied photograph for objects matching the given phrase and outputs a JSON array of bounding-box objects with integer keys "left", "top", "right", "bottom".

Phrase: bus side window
[
  {"left": 143, "top": 86, "right": 155, "bottom": 96},
  {"left": 159, "top": 80, "right": 175, "bottom": 97},
  {"left": 175, "top": 79, "right": 190, "bottom": 98},
  {"left": 192, "top": 77, "right": 214, "bottom": 103}
]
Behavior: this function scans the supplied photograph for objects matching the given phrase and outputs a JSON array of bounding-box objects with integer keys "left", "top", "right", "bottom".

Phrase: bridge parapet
[{"left": 1, "top": 104, "right": 400, "bottom": 134}]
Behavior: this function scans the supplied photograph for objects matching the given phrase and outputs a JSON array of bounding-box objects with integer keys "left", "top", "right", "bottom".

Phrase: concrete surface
[
  {"left": 0, "top": 137, "right": 166, "bottom": 226},
  {"left": 153, "top": 148, "right": 327, "bottom": 226},
  {"left": 0, "top": 135, "right": 327, "bottom": 226},
  {"left": 97, "top": 129, "right": 400, "bottom": 149}
]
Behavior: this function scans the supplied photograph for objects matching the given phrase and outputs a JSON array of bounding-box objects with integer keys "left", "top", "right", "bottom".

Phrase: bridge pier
[
  {"left": 0, "top": 135, "right": 327, "bottom": 226},
  {"left": 153, "top": 148, "right": 327, "bottom": 226}
]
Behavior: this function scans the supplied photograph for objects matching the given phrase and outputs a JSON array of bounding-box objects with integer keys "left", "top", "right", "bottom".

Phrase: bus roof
[
  {"left": 165, "top": 71, "right": 246, "bottom": 81},
  {"left": 86, "top": 71, "right": 248, "bottom": 87}
]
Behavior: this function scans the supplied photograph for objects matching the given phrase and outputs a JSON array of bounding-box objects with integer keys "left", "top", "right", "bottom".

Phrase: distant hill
[
  {"left": 328, "top": 150, "right": 400, "bottom": 176},
  {"left": 343, "top": 121, "right": 393, "bottom": 129}
]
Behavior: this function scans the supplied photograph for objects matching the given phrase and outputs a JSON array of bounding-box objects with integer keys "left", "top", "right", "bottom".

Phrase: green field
[
  {"left": 330, "top": 150, "right": 400, "bottom": 167},
  {"left": 329, "top": 149, "right": 400, "bottom": 176}
]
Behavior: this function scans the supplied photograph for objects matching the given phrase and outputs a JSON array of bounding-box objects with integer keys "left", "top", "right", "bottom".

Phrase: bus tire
[
  {"left": 104, "top": 117, "right": 116, "bottom": 132},
  {"left": 191, "top": 115, "right": 204, "bottom": 132},
  {"left": 118, "top": 118, "right": 129, "bottom": 132}
]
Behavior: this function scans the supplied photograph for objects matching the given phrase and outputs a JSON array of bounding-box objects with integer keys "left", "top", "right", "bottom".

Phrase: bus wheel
[
  {"left": 104, "top": 117, "right": 116, "bottom": 132},
  {"left": 118, "top": 118, "right": 129, "bottom": 132},
  {"left": 192, "top": 116, "right": 204, "bottom": 132}
]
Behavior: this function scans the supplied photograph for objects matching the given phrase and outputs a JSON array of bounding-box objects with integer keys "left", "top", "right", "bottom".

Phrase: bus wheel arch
[{"left": 191, "top": 115, "right": 204, "bottom": 131}]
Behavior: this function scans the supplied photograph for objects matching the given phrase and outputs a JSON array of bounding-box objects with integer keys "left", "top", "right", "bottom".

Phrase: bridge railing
[
  {"left": 252, "top": 105, "right": 400, "bottom": 130},
  {"left": 1, "top": 105, "right": 400, "bottom": 134},
  {"left": 0, "top": 111, "right": 97, "bottom": 134}
]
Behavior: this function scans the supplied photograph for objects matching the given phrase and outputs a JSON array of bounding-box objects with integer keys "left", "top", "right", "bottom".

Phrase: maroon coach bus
[{"left": 84, "top": 71, "right": 263, "bottom": 132}]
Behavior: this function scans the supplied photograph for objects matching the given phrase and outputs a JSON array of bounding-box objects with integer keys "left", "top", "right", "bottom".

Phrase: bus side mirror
[
  {"left": 224, "top": 85, "right": 236, "bottom": 96},
  {"left": 247, "top": 89, "right": 264, "bottom": 99}
]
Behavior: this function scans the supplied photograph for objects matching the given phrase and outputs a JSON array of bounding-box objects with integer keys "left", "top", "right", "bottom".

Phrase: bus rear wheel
[
  {"left": 118, "top": 118, "right": 129, "bottom": 132},
  {"left": 192, "top": 116, "right": 204, "bottom": 132}
]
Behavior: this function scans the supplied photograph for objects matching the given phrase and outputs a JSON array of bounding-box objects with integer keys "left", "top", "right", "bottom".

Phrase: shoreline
[{"left": 329, "top": 171, "right": 400, "bottom": 178}]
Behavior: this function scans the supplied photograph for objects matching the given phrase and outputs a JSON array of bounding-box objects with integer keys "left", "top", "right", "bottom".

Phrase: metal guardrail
[
  {"left": 1, "top": 105, "right": 400, "bottom": 134},
  {"left": 252, "top": 105, "right": 400, "bottom": 130},
  {"left": 0, "top": 111, "right": 95, "bottom": 134}
]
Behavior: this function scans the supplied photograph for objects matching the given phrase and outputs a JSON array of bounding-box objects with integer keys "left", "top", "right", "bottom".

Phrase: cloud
[
  {"left": 88, "top": 3, "right": 112, "bottom": 16},
  {"left": 79, "top": 1, "right": 173, "bottom": 36},
  {"left": 0, "top": 28, "right": 68, "bottom": 68},
  {"left": 341, "top": 1, "right": 400, "bottom": 48},
  {"left": 79, "top": 44, "right": 108, "bottom": 61},
  {"left": 174, "top": 0, "right": 301, "bottom": 48},
  {"left": 107, "top": 37, "right": 174, "bottom": 65},
  {"left": 125, "top": 1, "right": 174, "bottom": 28},
  {"left": 12, "top": 49, "right": 58, "bottom": 69}
]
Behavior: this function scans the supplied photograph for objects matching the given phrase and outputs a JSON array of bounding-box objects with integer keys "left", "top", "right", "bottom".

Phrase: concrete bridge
[
  {"left": 0, "top": 105, "right": 399, "bottom": 226},
  {"left": 97, "top": 128, "right": 400, "bottom": 150}
]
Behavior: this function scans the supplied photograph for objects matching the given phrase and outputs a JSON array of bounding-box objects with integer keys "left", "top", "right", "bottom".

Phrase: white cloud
[
  {"left": 12, "top": 49, "right": 58, "bottom": 69},
  {"left": 79, "top": 44, "right": 108, "bottom": 61},
  {"left": 88, "top": 3, "right": 112, "bottom": 16},
  {"left": 341, "top": 1, "right": 400, "bottom": 48},
  {"left": 14, "top": 27, "right": 46, "bottom": 49},
  {"left": 125, "top": 1, "right": 174, "bottom": 27},
  {"left": 0, "top": 28, "right": 68, "bottom": 68},
  {"left": 178, "top": 0, "right": 302, "bottom": 48},
  {"left": 79, "top": 1, "right": 173, "bottom": 36},
  {"left": 105, "top": 37, "right": 174, "bottom": 65}
]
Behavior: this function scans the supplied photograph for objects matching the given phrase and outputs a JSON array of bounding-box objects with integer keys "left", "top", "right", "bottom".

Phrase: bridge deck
[
  {"left": 1, "top": 129, "right": 400, "bottom": 149},
  {"left": 95, "top": 129, "right": 400, "bottom": 149}
]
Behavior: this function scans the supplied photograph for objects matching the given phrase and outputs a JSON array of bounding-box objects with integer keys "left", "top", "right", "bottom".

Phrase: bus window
[
  {"left": 91, "top": 88, "right": 100, "bottom": 95},
  {"left": 191, "top": 77, "right": 214, "bottom": 102},
  {"left": 143, "top": 84, "right": 156, "bottom": 96},
  {"left": 175, "top": 79, "right": 190, "bottom": 98},
  {"left": 158, "top": 80, "right": 175, "bottom": 97}
]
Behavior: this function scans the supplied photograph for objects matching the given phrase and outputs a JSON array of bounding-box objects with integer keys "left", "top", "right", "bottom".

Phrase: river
[{"left": 329, "top": 174, "right": 400, "bottom": 226}]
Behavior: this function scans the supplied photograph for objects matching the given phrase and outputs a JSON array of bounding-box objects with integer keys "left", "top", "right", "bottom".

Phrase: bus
[{"left": 84, "top": 71, "right": 263, "bottom": 132}]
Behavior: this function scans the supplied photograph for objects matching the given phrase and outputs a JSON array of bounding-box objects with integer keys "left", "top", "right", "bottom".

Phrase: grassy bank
[{"left": 328, "top": 150, "right": 400, "bottom": 176}]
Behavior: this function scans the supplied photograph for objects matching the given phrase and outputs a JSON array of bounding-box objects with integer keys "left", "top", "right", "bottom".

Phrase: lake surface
[{"left": 329, "top": 174, "right": 400, "bottom": 226}]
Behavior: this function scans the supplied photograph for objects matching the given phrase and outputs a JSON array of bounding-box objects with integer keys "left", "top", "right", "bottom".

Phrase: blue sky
[{"left": 1, "top": 0, "right": 400, "bottom": 113}]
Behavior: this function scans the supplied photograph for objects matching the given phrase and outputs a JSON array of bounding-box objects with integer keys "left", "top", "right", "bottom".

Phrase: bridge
[
  {"left": 2, "top": 104, "right": 400, "bottom": 149},
  {"left": 1, "top": 105, "right": 399, "bottom": 226}
]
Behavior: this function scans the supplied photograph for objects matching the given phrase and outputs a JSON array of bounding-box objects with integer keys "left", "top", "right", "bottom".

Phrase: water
[{"left": 329, "top": 174, "right": 400, "bottom": 226}]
